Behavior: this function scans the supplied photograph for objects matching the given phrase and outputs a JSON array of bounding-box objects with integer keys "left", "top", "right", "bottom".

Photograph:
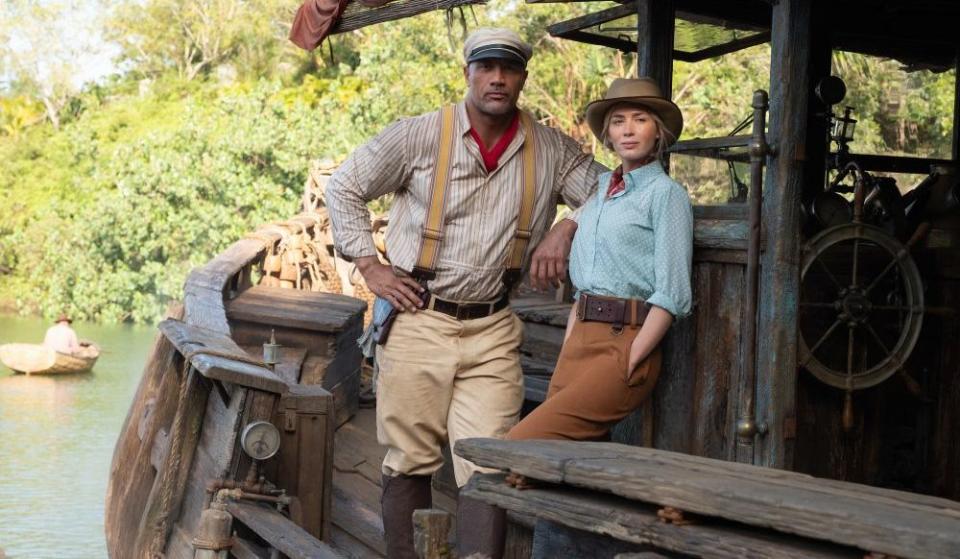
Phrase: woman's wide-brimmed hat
[
  {"left": 585, "top": 77, "right": 684, "bottom": 146},
  {"left": 55, "top": 313, "right": 72, "bottom": 324}
]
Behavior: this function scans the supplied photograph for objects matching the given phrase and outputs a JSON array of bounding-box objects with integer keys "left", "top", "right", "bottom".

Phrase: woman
[
  {"left": 505, "top": 77, "right": 693, "bottom": 451},
  {"left": 457, "top": 78, "right": 694, "bottom": 559}
]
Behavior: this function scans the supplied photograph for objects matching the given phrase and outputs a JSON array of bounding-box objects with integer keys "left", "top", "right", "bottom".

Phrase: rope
[{"left": 144, "top": 359, "right": 193, "bottom": 559}]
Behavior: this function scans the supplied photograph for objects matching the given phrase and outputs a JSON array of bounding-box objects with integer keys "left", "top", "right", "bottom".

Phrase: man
[
  {"left": 44, "top": 314, "right": 82, "bottom": 354},
  {"left": 326, "top": 27, "right": 605, "bottom": 558}
]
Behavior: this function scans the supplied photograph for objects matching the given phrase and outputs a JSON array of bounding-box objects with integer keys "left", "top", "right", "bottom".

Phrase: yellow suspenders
[
  {"left": 413, "top": 105, "right": 537, "bottom": 291},
  {"left": 413, "top": 105, "right": 457, "bottom": 276}
]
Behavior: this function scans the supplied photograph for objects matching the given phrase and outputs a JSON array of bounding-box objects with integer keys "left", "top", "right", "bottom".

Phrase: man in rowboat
[
  {"left": 43, "top": 314, "right": 82, "bottom": 355},
  {"left": 326, "top": 27, "right": 605, "bottom": 559}
]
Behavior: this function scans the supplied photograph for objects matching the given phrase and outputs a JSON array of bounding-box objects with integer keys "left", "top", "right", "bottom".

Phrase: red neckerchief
[
  {"left": 606, "top": 166, "right": 626, "bottom": 198},
  {"left": 607, "top": 159, "right": 655, "bottom": 198},
  {"left": 469, "top": 112, "right": 521, "bottom": 172}
]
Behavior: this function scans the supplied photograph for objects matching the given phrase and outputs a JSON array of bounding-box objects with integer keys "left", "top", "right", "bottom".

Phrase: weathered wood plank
[
  {"left": 329, "top": 525, "right": 382, "bottom": 559},
  {"left": 504, "top": 517, "right": 533, "bottom": 559},
  {"left": 518, "top": 321, "right": 565, "bottom": 365},
  {"left": 159, "top": 319, "right": 287, "bottom": 394},
  {"left": 276, "top": 384, "right": 336, "bottom": 541},
  {"left": 232, "top": 536, "right": 269, "bottom": 559},
  {"left": 413, "top": 509, "right": 454, "bottom": 559},
  {"left": 328, "top": 367, "right": 361, "bottom": 427},
  {"left": 105, "top": 330, "right": 183, "bottom": 556},
  {"left": 332, "top": 473, "right": 387, "bottom": 556},
  {"left": 754, "top": 0, "right": 810, "bottom": 469},
  {"left": 531, "top": 519, "right": 648, "bottom": 558},
  {"left": 693, "top": 248, "right": 746, "bottom": 265},
  {"left": 511, "top": 297, "right": 572, "bottom": 327},
  {"left": 649, "top": 302, "right": 696, "bottom": 452},
  {"left": 464, "top": 474, "right": 857, "bottom": 559},
  {"left": 226, "top": 285, "right": 366, "bottom": 333},
  {"left": 332, "top": 0, "right": 485, "bottom": 34},
  {"left": 455, "top": 439, "right": 960, "bottom": 559},
  {"left": 227, "top": 501, "right": 344, "bottom": 559},
  {"left": 690, "top": 263, "right": 743, "bottom": 461},
  {"left": 694, "top": 219, "right": 749, "bottom": 251}
]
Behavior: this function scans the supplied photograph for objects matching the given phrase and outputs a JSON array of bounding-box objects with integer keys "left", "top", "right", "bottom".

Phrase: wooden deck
[{"left": 328, "top": 407, "right": 458, "bottom": 558}]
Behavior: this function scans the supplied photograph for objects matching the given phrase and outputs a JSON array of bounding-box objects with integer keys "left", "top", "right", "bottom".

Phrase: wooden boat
[
  {"left": 0, "top": 342, "right": 100, "bottom": 375},
  {"left": 104, "top": 0, "right": 960, "bottom": 556}
]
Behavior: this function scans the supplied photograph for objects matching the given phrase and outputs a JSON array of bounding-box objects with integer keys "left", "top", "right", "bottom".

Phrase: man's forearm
[{"left": 354, "top": 255, "right": 381, "bottom": 275}]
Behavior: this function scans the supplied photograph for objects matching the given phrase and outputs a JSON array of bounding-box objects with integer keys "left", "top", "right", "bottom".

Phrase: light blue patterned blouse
[{"left": 569, "top": 162, "right": 694, "bottom": 318}]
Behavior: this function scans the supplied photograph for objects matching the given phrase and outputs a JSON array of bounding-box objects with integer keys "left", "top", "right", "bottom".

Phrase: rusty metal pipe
[{"left": 736, "top": 90, "right": 771, "bottom": 458}]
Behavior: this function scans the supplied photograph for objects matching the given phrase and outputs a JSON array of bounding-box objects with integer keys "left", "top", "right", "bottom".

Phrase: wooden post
[
  {"left": 413, "top": 509, "right": 454, "bottom": 559},
  {"left": 752, "top": 0, "right": 813, "bottom": 469},
  {"left": 635, "top": 0, "right": 675, "bottom": 92}
]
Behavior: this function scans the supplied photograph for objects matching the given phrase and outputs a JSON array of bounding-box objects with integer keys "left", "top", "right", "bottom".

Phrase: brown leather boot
[
  {"left": 381, "top": 474, "right": 432, "bottom": 559},
  {"left": 457, "top": 492, "right": 506, "bottom": 559}
]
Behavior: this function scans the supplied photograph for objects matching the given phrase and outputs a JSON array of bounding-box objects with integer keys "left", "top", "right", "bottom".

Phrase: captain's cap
[{"left": 463, "top": 27, "right": 533, "bottom": 68}]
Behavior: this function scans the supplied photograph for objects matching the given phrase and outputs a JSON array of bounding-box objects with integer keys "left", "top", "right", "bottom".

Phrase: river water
[{"left": 0, "top": 315, "right": 156, "bottom": 559}]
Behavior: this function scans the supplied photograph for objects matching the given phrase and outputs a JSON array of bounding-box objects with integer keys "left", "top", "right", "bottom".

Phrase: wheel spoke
[
  {"left": 864, "top": 322, "right": 891, "bottom": 355},
  {"left": 814, "top": 257, "right": 844, "bottom": 292},
  {"left": 802, "top": 318, "right": 844, "bottom": 365},
  {"left": 872, "top": 304, "right": 922, "bottom": 313},
  {"left": 851, "top": 237, "right": 860, "bottom": 288},
  {"left": 864, "top": 249, "right": 908, "bottom": 295}
]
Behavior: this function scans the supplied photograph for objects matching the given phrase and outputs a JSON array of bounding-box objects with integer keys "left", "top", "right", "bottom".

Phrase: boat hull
[{"left": 0, "top": 343, "right": 99, "bottom": 374}]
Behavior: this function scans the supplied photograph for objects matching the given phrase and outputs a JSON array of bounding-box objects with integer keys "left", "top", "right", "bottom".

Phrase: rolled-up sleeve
[
  {"left": 554, "top": 135, "right": 606, "bottom": 223},
  {"left": 646, "top": 183, "right": 694, "bottom": 317},
  {"left": 326, "top": 119, "right": 412, "bottom": 260}
]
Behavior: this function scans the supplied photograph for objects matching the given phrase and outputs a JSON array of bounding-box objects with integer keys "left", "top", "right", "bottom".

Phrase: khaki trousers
[
  {"left": 375, "top": 307, "right": 525, "bottom": 486},
  {"left": 507, "top": 319, "right": 661, "bottom": 441}
]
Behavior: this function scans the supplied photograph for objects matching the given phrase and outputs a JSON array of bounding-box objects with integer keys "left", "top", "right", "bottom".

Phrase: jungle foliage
[{"left": 0, "top": 0, "right": 955, "bottom": 323}]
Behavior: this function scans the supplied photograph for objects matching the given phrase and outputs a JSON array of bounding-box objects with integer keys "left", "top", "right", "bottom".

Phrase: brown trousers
[{"left": 507, "top": 319, "right": 661, "bottom": 441}]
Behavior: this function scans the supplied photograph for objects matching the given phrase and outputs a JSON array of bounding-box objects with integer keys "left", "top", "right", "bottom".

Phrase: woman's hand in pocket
[
  {"left": 625, "top": 336, "right": 650, "bottom": 385},
  {"left": 624, "top": 306, "right": 674, "bottom": 383}
]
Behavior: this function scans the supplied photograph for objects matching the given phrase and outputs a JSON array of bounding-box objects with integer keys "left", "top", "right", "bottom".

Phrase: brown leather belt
[
  {"left": 428, "top": 293, "right": 510, "bottom": 321},
  {"left": 576, "top": 293, "right": 650, "bottom": 327}
]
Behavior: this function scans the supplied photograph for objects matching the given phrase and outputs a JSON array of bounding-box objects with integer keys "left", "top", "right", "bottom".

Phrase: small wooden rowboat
[{"left": 0, "top": 343, "right": 100, "bottom": 374}]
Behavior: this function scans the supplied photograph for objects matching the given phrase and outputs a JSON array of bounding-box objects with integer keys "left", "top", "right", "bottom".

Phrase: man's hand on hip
[
  {"left": 355, "top": 256, "right": 425, "bottom": 312},
  {"left": 529, "top": 219, "right": 577, "bottom": 290}
]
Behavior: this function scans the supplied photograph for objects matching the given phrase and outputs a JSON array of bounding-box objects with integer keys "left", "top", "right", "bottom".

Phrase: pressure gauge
[{"left": 240, "top": 421, "right": 281, "bottom": 460}]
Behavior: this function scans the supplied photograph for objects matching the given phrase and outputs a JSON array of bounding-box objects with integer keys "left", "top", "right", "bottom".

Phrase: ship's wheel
[
  {"left": 799, "top": 223, "right": 924, "bottom": 391},
  {"left": 799, "top": 168, "right": 925, "bottom": 395}
]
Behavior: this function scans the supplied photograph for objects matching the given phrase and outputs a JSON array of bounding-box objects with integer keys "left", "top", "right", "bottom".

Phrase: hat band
[{"left": 467, "top": 43, "right": 527, "bottom": 66}]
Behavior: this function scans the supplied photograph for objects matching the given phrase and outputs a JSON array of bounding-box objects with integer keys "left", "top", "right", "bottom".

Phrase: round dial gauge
[{"left": 240, "top": 420, "right": 281, "bottom": 460}]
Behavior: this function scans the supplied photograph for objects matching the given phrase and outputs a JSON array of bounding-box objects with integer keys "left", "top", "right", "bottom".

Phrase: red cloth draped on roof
[{"left": 288, "top": 0, "right": 351, "bottom": 51}]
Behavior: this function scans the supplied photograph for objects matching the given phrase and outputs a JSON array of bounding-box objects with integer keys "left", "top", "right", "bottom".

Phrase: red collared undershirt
[{"left": 468, "top": 112, "right": 520, "bottom": 172}]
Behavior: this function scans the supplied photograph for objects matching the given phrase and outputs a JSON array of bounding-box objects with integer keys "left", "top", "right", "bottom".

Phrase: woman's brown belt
[{"left": 576, "top": 293, "right": 650, "bottom": 327}]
